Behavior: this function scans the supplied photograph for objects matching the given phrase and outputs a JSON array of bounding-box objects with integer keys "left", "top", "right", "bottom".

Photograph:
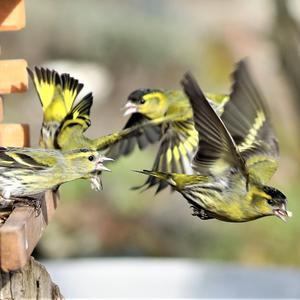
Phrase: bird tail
[
  {"left": 27, "top": 67, "right": 83, "bottom": 114},
  {"left": 134, "top": 170, "right": 177, "bottom": 188}
]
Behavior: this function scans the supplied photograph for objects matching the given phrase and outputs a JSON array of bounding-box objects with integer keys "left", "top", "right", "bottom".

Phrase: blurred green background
[{"left": 1, "top": 0, "right": 300, "bottom": 267}]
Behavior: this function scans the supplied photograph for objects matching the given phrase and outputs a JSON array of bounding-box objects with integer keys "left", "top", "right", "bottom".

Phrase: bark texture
[{"left": 0, "top": 256, "right": 63, "bottom": 299}]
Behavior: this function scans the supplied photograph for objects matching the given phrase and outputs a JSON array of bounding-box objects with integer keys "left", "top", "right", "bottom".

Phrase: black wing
[
  {"left": 222, "top": 60, "right": 279, "bottom": 183},
  {"left": 105, "top": 113, "right": 162, "bottom": 159},
  {"left": 181, "top": 72, "right": 247, "bottom": 178}
]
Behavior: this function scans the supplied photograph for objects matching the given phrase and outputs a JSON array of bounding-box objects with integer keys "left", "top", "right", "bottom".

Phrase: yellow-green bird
[
  {"left": 28, "top": 67, "right": 159, "bottom": 190},
  {"left": 28, "top": 67, "right": 229, "bottom": 193},
  {"left": 27, "top": 67, "right": 84, "bottom": 149},
  {"left": 138, "top": 61, "right": 292, "bottom": 222},
  {"left": 28, "top": 67, "right": 159, "bottom": 152},
  {"left": 0, "top": 146, "right": 111, "bottom": 206},
  {"left": 108, "top": 88, "right": 229, "bottom": 193}
]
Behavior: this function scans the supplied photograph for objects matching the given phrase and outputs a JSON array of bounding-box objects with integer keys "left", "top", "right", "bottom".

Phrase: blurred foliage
[{"left": 2, "top": 0, "right": 300, "bottom": 267}]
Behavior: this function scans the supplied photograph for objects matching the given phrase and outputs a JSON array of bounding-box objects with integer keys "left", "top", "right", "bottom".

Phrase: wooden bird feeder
[{"left": 0, "top": 1, "right": 63, "bottom": 298}]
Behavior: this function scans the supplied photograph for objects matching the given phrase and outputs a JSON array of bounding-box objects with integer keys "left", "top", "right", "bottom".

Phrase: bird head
[
  {"left": 252, "top": 185, "right": 292, "bottom": 222},
  {"left": 66, "top": 148, "right": 112, "bottom": 175},
  {"left": 123, "top": 88, "right": 168, "bottom": 119}
]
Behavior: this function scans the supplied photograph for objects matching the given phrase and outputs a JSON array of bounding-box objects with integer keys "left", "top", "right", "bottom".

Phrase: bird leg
[
  {"left": 0, "top": 192, "right": 14, "bottom": 208},
  {"left": 12, "top": 194, "right": 43, "bottom": 216},
  {"left": 0, "top": 197, "right": 13, "bottom": 209}
]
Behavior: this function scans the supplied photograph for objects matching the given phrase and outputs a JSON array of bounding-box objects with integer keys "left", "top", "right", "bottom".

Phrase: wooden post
[
  {"left": 0, "top": 1, "right": 62, "bottom": 298},
  {"left": 0, "top": 257, "right": 63, "bottom": 299}
]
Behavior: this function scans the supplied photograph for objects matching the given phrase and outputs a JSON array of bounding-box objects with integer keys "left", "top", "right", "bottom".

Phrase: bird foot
[
  {"left": 12, "top": 196, "right": 42, "bottom": 216},
  {"left": 190, "top": 205, "right": 214, "bottom": 220},
  {"left": 0, "top": 198, "right": 13, "bottom": 209}
]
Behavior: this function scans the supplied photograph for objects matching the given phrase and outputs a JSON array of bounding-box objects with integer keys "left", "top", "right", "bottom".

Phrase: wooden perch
[
  {"left": 0, "top": 124, "right": 30, "bottom": 147},
  {"left": 0, "top": 0, "right": 26, "bottom": 31},
  {"left": 0, "top": 191, "right": 59, "bottom": 271},
  {"left": 0, "top": 98, "right": 3, "bottom": 122},
  {"left": 0, "top": 2, "right": 64, "bottom": 298},
  {"left": 0, "top": 60, "right": 28, "bottom": 94}
]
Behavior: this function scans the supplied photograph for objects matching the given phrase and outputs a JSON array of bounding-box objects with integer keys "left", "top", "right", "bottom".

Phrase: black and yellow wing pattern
[
  {"left": 28, "top": 67, "right": 83, "bottom": 119},
  {"left": 0, "top": 147, "right": 55, "bottom": 170},
  {"left": 135, "top": 118, "right": 198, "bottom": 193},
  {"left": 181, "top": 72, "right": 247, "bottom": 179},
  {"left": 221, "top": 61, "right": 279, "bottom": 184},
  {"left": 55, "top": 93, "right": 93, "bottom": 149}
]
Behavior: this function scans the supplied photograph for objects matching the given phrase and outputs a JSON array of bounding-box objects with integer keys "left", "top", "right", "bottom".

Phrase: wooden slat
[
  {"left": 0, "top": 60, "right": 28, "bottom": 94},
  {"left": 0, "top": 97, "right": 3, "bottom": 122},
  {"left": 0, "top": 0, "right": 25, "bottom": 31},
  {"left": 0, "top": 191, "right": 58, "bottom": 271},
  {"left": 0, "top": 123, "right": 30, "bottom": 147}
]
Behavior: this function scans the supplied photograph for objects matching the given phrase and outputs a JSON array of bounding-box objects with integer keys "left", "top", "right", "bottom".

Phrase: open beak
[
  {"left": 273, "top": 203, "right": 292, "bottom": 222},
  {"left": 97, "top": 156, "right": 113, "bottom": 172},
  {"left": 123, "top": 101, "right": 138, "bottom": 116}
]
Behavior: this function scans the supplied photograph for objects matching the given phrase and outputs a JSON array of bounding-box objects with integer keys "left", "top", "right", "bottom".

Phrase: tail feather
[{"left": 134, "top": 170, "right": 177, "bottom": 188}]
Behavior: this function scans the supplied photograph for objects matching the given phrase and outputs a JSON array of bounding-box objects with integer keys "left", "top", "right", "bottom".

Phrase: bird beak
[
  {"left": 96, "top": 156, "right": 113, "bottom": 172},
  {"left": 102, "top": 156, "right": 114, "bottom": 162},
  {"left": 273, "top": 203, "right": 292, "bottom": 222},
  {"left": 123, "top": 101, "right": 138, "bottom": 116}
]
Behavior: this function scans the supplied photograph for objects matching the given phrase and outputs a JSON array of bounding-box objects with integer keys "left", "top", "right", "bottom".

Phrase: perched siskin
[
  {"left": 107, "top": 88, "right": 229, "bottom": 193},
  {"left": 138, "top": 61, "right": 292, "bottom": 222},
  {"left": 0, "top": 146, "right": 111, "bottom": 205}
]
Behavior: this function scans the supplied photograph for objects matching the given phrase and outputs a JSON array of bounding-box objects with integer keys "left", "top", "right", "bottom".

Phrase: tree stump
[{"left": 0, "top": 257, "right": 63, "bottom": 299}]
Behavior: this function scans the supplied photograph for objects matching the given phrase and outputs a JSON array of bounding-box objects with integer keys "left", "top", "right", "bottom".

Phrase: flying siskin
[
  {"left": 107, "top": 86, "right": 229, "bottom": 193},
  {"left": 138, "top": 60, "right": 292, "bottom": 222},
  {"left": 0, "top": 146, "right": 111, "bottom": 206}
]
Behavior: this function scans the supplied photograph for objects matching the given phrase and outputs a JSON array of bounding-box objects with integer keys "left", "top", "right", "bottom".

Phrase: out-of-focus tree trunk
[{"left": 272, "top": 0, "right": 300, "bottom": 112}]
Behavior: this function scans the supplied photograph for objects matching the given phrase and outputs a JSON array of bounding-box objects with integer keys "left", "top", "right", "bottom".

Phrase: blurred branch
[{"left": 272, "top": 0, "right": 300, "bottom": 112}]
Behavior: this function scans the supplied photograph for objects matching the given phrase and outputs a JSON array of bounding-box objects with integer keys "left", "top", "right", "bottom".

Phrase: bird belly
[
  {"left": 182, "top": 184, "right": 252, "bottom": 222},
  {"left": 0, "top": 175, "right": 27, "bottom": 198},
  {"left": 0, "top": 169, "right": 51, "bottom": 198}
]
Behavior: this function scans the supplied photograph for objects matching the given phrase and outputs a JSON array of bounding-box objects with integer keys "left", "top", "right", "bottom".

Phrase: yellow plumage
[
  {"left": 27, "top": 67, "right": 84, "bottom": 148},
  {"left": 138, "top": 61, "right": 292, "bottom": 223}
]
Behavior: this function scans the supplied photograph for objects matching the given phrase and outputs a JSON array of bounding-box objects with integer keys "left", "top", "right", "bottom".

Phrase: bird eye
[
  {"left": 140, "top": 98, "right": 145, "bottom": 104},
  {"left": 88, "top": 155, "right": 95, "bottom": 161},
  {"left": 267, "top": 199, "right": 275, "bottom": 206}
]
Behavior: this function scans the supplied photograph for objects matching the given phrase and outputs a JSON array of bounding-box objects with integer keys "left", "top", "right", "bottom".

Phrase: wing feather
[
  {"left": 222, "top": 60, "right": 279, "bottom": 183},
  {"left": 105, "top": 113, "right": 162, "bottom": 159},
  {"left": 0, "top": 147, "right": 53, "bottom": 170},
  {"left": 181, "top": 72, "right": 246, "bottom": 178},
  {"left": 55, "top": 93, "right": 93, "bottom": 149},
  {"left": 133, "top": 119, "right": 197, "bottom": 193}
]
